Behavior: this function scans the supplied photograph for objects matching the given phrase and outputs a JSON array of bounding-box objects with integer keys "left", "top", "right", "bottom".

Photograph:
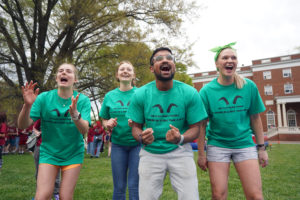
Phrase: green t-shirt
[
  {"left": 126, "top": 80, "right": 208, "bottom": 154},
  {"left": 100, "top": 87, "right": 138, "bottom": 146},
  {"left": 199, "top": 78, "right": 265, "bottom": 148},
  {"left": 30, "top": 89, "right": 91, "bottom": 165}
]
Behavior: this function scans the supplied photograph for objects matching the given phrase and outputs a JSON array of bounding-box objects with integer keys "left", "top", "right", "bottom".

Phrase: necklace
[
  {"left": 56, "top": 89, "right": 74, "bottom": 107},
  {"left": 57, "top": 95, "right": 71, "bottom": 107}
]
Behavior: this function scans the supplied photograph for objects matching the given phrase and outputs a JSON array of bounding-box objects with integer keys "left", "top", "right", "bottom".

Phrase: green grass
[{"left": 0, "top": 144, "right": 299, "bottom": 200}]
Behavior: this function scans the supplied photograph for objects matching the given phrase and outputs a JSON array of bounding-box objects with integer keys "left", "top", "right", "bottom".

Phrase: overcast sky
[{"left": 182, "top": 0, "right": 300, "bottom": 73}]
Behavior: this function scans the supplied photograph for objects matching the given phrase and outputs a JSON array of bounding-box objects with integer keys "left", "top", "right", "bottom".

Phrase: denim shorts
[{"left": 206, "top": 145, "right": 258, "bottom": 163}]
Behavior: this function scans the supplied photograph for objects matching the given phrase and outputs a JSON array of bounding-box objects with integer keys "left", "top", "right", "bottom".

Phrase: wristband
[{"left": 177, "top": 135, "right": 184, "bottom": 145}]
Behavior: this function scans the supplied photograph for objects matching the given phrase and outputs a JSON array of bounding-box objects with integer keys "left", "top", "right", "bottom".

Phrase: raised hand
[
  {"left": 166, "top": 124, "right": 181, "bottom": 144},
  {"left": 69, "top": 94, "right": 79, "bottom": 117},
  {"left": 22, "top": 81, "right": 39, "bottom": 106}
]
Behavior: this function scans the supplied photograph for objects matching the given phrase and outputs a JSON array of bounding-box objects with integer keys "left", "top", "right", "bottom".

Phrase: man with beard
[{"left": 126, "top": 47, "right": 208, "bottom": 200}]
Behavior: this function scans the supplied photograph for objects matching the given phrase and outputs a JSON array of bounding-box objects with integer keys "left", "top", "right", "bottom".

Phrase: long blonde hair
[{"left": 234, "top": 73, "right": 246, "bottom": 89}]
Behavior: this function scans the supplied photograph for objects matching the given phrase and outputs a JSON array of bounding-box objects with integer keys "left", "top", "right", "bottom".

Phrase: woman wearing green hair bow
[{"left": 197, "top": 42, "right": 268, "bottom": 200}]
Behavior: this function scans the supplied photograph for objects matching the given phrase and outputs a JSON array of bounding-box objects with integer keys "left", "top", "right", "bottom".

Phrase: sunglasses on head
[{"left": 153, "top": 54, "right": 174, "bottom": 62}]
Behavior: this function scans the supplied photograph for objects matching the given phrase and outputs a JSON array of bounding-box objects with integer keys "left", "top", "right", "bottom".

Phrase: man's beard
[{"left": 154, "top": 70, "right": 175, "bottom": 81}]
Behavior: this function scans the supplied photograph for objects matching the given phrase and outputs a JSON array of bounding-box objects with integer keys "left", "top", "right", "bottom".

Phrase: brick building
[{"left": 191, "top": 53, "right": 300, "bottom": 141}]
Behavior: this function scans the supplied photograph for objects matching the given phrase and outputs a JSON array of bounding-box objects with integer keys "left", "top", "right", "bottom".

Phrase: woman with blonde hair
[
  {"left": 18, "top": 63, "right": 91, "bottom": 200},
  {"left": 198, "top": 42, "right": 268, "bottom": 200}
]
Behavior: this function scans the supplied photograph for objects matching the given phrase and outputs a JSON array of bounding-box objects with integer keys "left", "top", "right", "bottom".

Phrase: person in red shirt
[
  {"left": 7, "top": 125, "right": 18, "bottom": 153},
  {"left": 0, "top": 113, "right": 8, "bottom": 170},
  {"left": 19, "top": 124, "right": 32, "bottom": 154},
  {"left": 91, "top": 121, "right": 105, "bottom": 158},
  {"left": 87, "top": 126, "right": 95, "bottom": 156}
]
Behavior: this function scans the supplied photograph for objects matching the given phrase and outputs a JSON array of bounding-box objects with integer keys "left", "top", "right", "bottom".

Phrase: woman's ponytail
[{"left": 234, "top": 72, "right": 246, "bottom": 89}]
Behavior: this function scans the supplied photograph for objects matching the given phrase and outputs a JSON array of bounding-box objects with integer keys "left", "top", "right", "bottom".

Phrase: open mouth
[
  {"left": 160, "top": 64, "right": 171, "bottom": 71},
  {"left": 60, "top": 77, "right": 68, "bottom": 83},
  {"left": 225, "top": 66, "right": 234, "bottom": 70}
]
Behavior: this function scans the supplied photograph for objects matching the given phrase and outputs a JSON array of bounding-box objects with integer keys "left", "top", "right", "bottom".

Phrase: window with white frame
[
  {"left": 287, "top": 109, "right": 297, "bottom": 127},
  {"left": 281, "top": 56, "right": 291, "bottom": 61},
  {"left": 266, "top": 110, "right": 276, "bottom": 129},
  {"left": 264, "top": 85, "right": 273, "bottom": 95},
  {"left": 282, "top": 68, "right": 292, "bottom": 78},
  {"left": 261, "top": 59, "right": 271, "bottom": 63},
  {"left": 284, "top": 83, "right": 293, "bottom": 94},
  {"left": 263, "top": 71, "right": 271, "bottom": 80}
]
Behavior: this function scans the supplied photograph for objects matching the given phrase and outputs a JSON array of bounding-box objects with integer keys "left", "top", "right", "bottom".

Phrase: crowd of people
[
  {"left": 86, "top": 121, "right": 110, "bottom": 158},
  {"left": 0, "top": 44, "right": 269, "bottom": 200},
  {"left": 0, "top": 114, "right": 33, "bottom": 157}
]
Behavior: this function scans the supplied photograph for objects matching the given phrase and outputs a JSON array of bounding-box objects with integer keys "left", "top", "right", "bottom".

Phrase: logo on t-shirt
[
  {"left": 51, "top": 109, "right": 70, "bottom": 117},
  {"left": 146, "top": 103, "right": 184, "bottom": 124},
  {"left": 116, "top": 100, "right": 130, "bottom": 106},
  {"left": 218, "top": 96, "right": 242, "bottom": 105},
  {"left": 43, "top": 108, "right": 73, "bottom": 124},
  {"left": 215, "top": 95, "right": 246, "bottom": 114},
  {"left": 152, "top": 103, "right": 177, "bottom": 113},
  {"left": 110, "top": 100, "right": 130, "bottom": 116}
]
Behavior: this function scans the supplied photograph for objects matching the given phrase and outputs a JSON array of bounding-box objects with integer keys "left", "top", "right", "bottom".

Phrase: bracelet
[{"left": 177, "top": 135, "right": 184, "bottom": 145}]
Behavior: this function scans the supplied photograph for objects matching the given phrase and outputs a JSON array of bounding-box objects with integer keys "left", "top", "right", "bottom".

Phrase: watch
[
  {"left": 257, "top": 144, "right": 266, "bottom": 151},
  {"left": 71, "top": 112, "right": 81, "bottom": 121}
]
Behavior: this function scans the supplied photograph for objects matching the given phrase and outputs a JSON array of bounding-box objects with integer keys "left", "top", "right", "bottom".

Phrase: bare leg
[
  {"left": 234, "top": 159, "right": 263, "bottom": 200},
  {"left": 59, "top": 165, "right": 82, "bottom": 200},
  {"left": 208, "top": 162, "right": 231, "bottom": 200},
  {"left": 35, "top": 164, "right": 59, "bottom": 200}
]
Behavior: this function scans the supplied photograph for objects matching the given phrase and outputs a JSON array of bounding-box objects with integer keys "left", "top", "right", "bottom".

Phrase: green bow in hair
[{"left": 210, "top": 42, "right": 237, "bottom": 61}]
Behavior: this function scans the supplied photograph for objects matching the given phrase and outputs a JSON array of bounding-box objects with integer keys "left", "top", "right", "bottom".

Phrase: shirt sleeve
[
  {"left": 79, "top": 94, "right": 92, "bottom": 126},
  {"left": 249, "top": 81, "right": 266, "bottom": 115},
  {"left": 186, "top": 89, "right": 208, "bottom": 125},
  {"left": 99, "top": 95, "right": 110, "bottom": 119},
  {"left": 30, "top": 93, "right": 44, "bottom": 122},
  {"left": 199, "top": 87, "right": 210, "bottom": 116},
  {"left": 126, "top": 91, "right": 145, "bottom": 124}
]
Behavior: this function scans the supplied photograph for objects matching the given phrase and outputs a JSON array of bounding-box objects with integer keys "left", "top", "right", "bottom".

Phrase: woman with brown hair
[{"left": 100, "top": 61, "right": 140, "bottom": 200}]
